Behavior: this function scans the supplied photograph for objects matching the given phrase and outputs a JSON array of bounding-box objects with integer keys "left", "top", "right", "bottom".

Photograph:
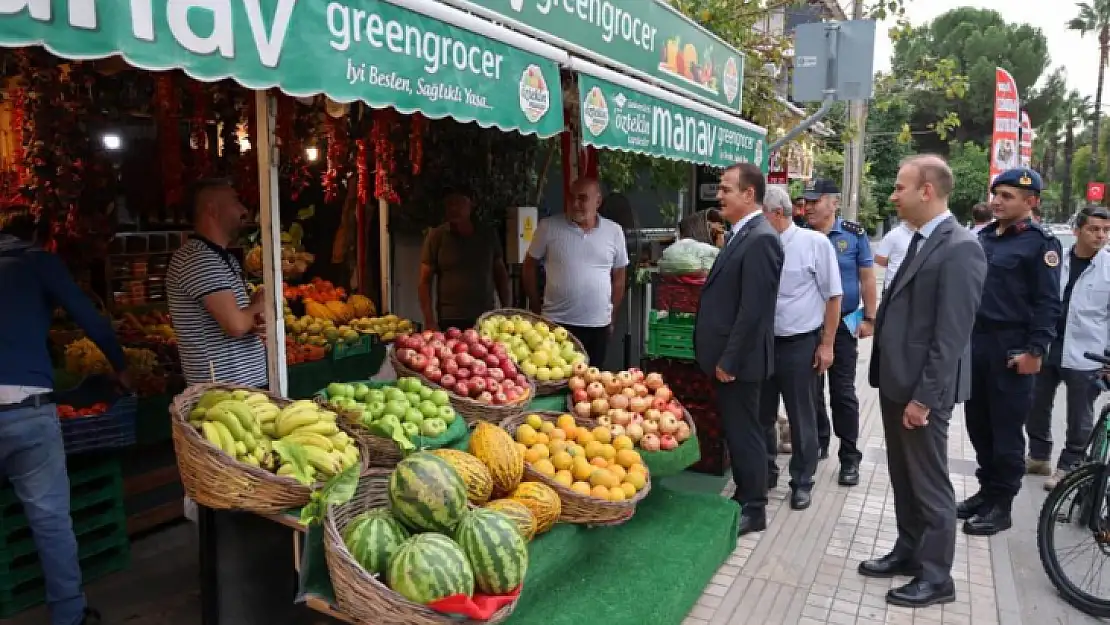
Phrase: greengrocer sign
[
  {"left": 578, "top": 74, "right": 765, "bottom": 169},
  {"left": 468, "top": 0, "right": 745, "bottom": 112},
  {"left": 0, "top": 0, "right": 564, "bottom": 137}
]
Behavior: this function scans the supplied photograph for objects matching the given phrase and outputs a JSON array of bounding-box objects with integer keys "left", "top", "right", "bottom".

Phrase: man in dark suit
[
  {"left": 694, "top": 163, "right": 784, "bottom": 536},
  {"left": 860, "top": 155, "right": 987, "bottom": 608}
]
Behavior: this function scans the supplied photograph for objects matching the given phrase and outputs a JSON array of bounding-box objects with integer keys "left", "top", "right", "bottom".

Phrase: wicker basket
[
  {"left": 562, "top": 392, "right": 699, "bottom": 445},
  {"left": 389, "top": 350, "right": 533, "bottom": 425},
  {"left": 475, "top": 308, "right": 589, "bottom": 397},
  {"left": 170, "top": 382, "right": 368, "bottom": 514},
  {"left": 318, "top": 399, "right": 404, "bottom": 469},
  {"left": 323, "top": 469, "right": 517, "bottom": 625},
  {"left": 499, "top": 411, "right": 650, "bottom": 526}
]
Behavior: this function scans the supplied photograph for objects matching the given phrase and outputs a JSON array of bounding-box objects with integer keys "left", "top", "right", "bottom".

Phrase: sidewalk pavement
[{"left": 685, "top": 336, "right": 1104, "bottom": 625}]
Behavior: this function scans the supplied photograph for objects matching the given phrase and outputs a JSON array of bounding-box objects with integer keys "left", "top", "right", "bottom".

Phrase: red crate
[{"left": 654, "top": 274, "right": 705, "bottom": 314}]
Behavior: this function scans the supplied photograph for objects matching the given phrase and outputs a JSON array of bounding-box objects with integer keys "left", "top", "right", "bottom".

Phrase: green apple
[
  {"left": 352, "top": 383, "right": 370, "bottom": 401},
  {"left": 384, "top": 387, "right": 406, "bottom": 403},
  {"left": 403, "top": 407, "right": 424, "bottom": 425},
  {"left": 536, "top": 367, "right": 552, "bottom": 381},
  {"left": 418, "top": 400, "right": 439, "bottom": 419},
  {"left": 418, "top": 386, "right": 434, "bottom": 400},
  {"left": 326, "top": 382, "right": 347, "bottom": 398},
  {"left": 404, "top": 392, "right": 422, "bottom": 407},
  {"left": 513, "top": 345, "right": 531, "bottom": 362},
  {"left": 367, "top": 389, "right": 386, "bottom": 403},
  {"left": 419, "top": 417, "right": 448, "bottom": 438},
  {"left": 529, "top": 350, "right": 550, "bottom": 367},
  {"left": 553, "top": 326, "right": 569, "bottom": 341},
  {"left": 437, "top": 405, "right": 457, "bottom": 425},
  {"left": 366, "top": 400, "right": 386, "bottom": 419},
  {"left": 430, "top": 389, "right": 451, "bottom": 407},
  {"left": 384, "top": 400, "right": 408, "bottom": 417},
  {"left": 341, "top": 384, "right": 355, "bottom": 398},
  {"left": 402, "top": 421, "right": 420, "bottom": 439},
  {"left": 521, "top": 361, "right": 539, "bottom": 377}
]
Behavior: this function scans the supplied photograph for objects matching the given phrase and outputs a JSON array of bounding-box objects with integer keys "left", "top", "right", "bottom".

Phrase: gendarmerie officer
[{"left": 960, "top": 168, "right": 1063, "bottom": 536}]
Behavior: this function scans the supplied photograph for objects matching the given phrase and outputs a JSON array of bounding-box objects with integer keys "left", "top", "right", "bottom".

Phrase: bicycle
[{"left": 1037, "top": 349, "right": 1110, "bottom": 617}]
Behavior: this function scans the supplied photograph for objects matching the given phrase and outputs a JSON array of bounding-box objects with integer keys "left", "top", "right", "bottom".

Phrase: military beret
[{"left": 991, "top": 167, "right": 1043, "bottom": 194}]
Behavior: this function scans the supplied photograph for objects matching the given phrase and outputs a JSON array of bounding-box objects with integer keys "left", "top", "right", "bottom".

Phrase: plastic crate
[
  {"left": 330, "top": 334, "right": 374, "bottom": 361},
  {"left": 56, "top": 376, "right": 138, "bottom": 455},
  {"left": 0, "top": 532, "right": 129, "bottom": 618},
  {"left": 644, "top": 310, "right": 696, "bottom": 361}
]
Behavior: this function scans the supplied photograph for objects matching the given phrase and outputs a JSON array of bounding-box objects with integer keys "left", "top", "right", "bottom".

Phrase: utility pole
[{"left": 840, "top": 0, "right": 868, "bottom": 221}]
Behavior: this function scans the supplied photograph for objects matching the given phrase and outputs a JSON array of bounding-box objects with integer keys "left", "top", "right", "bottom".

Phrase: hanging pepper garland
[
  {"left": 153, "top": 72, "right": 184, "bottom": 209},
  {"left": 235, "top": 94, "right": 259, "bottom": 210},
  {"left": 355, "top": 138, "right": 370, "bottom": 205},
  {"left": 0, "top": 82, "right": 27, "bottom": 208},
  {"left": 187, "top": 81, "right": 211, "bottom": 181},
  {"left": 276, "top": 94, "right": 312, "bottom": 201},
  {"left": 322, "top": 115, "right": 347, "bottom": 204},
  {"left": 409, "top": 112, "right": 425, "bottom": 175},
  {"left": 372, "top": 108, "right": 400, "bottom": 204}
]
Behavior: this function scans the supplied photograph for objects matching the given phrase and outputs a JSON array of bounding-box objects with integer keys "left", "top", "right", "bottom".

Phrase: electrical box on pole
[{"left": 792, "top": 20, "right": 877, "bottom": 104}]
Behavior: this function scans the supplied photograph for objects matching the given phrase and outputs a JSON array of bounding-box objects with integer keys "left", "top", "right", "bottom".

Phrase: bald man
[{"left": 523, "top": 178, "right": 629, "bottom": 366}]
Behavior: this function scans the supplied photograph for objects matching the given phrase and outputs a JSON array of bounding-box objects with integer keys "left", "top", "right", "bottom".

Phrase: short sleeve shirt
[
  {"left": 421, "top": 224, "right": 503, "bottom": 321},
  {"left": 876, "top": 224, "right": 913, "bottom": 290},
  {"left": 775, "top": 226, "right": 843, "bottom": 336},
  {"left": 527, "top": 216, "right": 629, "bottom": 327},
  {"left": 826, "top": 218, "right": 873, "bottom": 315},
  {"left": 166, "top": 237, "right": 268, "bottom": 387}
]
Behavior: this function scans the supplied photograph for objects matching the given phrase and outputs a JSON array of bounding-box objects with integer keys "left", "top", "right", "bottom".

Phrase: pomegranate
[
  {"left": 610, "top": 409, "right": 632, "bottom": 427},
  {"left": 596, "top": 415, "right": 612, "bottom": 428},
  {"left": 642, "top": 419, "right": 659, "bottom": 435},
  {"left": 586, "top": 382, "right": 607, "bottom": 400},
  {"left": 599, "top": 371, "right": 615, "bottom": 386},
  {"left": 568, "top": 376, "right": 587, "bottom": 392},
  {"left": 604, "top": 381, "right": 624, "bottom": 397},
  {"left": 659, "top": 434, "right": 679, "bottom": 451},
  {"left": 658, "top": 413, "right": 680, "bottom": 435},
  {"left": 629, "top": 396, "right": 649, "bottom": 414},
  {"left": 572, "top": 388, "right": 589, "bottom": 404},
  {"left": 590, "top": 398, "right": 610, "bottom": 416},
  {"left": 625, "top": 422, "right": 644, "bottom": 442},
  {"left": 609, "top": 394, "right": 630, "bottom": 411},
  {"left": 645, "top": 372, "right": 665, "bottom": 391},
  {"left": 633, "top": 383, "right": 650, "bottom": 398},
  {"left": 609, "top": 424, "right": 627, "bottom": 439},
  {"left": 655, "top": 386, "right": 673, "bottom": 403},
  {"left": 640, "top": 433, "right": 661, "bottom": 451},
  {"left": 644, "top": 408, "right": 662, "bottom": 423},
  {"left": 675, "top": 422, "right": 692, "bottom": 442},
  {"left": 621, "top": 387, "right": 637, "bottom": 399},
  {"left": 574, "top": 401, "right": 592, "bottom": 418},
  {"left": 584, "top": 367, "right": 602, "bottom": 383},
  {"left": 572, "top": 362, "right": 589, "bottom": 376},
  {"left": 616, "top": 371, "right": 634, "bottom": 387}
]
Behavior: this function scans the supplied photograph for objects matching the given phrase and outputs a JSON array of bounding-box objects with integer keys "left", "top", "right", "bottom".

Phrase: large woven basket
[
  {"left": 317, "top": 399, "right": 404, "bottom": 468},
  {"left": 170, "top": 382, "right": 368, "bottom": 514},
  {"left": 324, "top": 469, "right": 517, "bottom": 625},
  {"left": 475, "top": 308, "right": 589, "bottom": 397},
  {"left": 389, "top": 350, "right": 533, "bottom": 425},
  {"left": 499, "top": 411, "right": 650, "bottom": 526},
  {"left": 563, "top": 392, "right": 699, "bottom": 449}
]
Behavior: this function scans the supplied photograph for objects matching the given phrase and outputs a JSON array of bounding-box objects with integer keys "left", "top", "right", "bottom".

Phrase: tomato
[
  {"left": 91, "top": 402, "right": 108, "bottom": 413},
  {"left": 78, "top": 408, "right": 95, "bottom": 417}
]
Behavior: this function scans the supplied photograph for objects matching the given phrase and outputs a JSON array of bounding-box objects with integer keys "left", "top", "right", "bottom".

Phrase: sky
[{"left": 869, "top": 0, "right": 1101, "bottom": 101}]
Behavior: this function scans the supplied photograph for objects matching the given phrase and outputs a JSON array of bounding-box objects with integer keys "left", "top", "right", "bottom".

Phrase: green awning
[
  {"left": 0, "top": 0, "right": 564, "bottom": 137},
  {"left": 577, "top": 72, "right": 766, "bottom": 169}
]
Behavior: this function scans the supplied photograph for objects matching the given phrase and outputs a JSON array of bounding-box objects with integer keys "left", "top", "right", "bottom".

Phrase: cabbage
[{"left": 659, "top": 238, "right": 719, "bottom": 274}]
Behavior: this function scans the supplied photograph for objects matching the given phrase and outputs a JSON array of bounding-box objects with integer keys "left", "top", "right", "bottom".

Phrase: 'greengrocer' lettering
[
  {"left": 0, "top": 0, "right": 296, "bottom": 68},
  {"left": 327, "top": 2, "right": 505, "bottom": 79},
  {"left": 534, "top": 0, "right": 657, "bottom": 51}
]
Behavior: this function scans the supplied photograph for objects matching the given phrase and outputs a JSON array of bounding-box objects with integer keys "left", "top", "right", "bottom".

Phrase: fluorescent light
[
  {"left": 305, "top": 147, "right": 319, "bottom": 161},
  {"left": 101, "top": 133, "right": 122, "bottom": 150},
  {"left": 239, "top": 137, "right": 251, "bottom": 152}
]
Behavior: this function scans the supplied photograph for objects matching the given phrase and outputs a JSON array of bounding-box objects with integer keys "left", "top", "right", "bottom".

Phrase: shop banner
[
  {"left": 0, "top": 0, "right": 564, "bottom": 137},
  {"left": 1020, "top": 111, "right": 1033, "bottom": 168},
  {"left": 989, "top": 67, "right": 1021, "bottom": 191},
  {"left": 468, "top": 0, "right": 744, "bottom": 112},
  {"left": 577, "top": 74, "right": 766, "bottom": 169}
]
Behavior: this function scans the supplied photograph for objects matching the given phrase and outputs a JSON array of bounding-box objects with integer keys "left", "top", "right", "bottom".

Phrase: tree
[
  {"left": 891, "top": 7, "right": 1054, "bottom": 153},
  {"left": 1063, "top": 91, "right": 1093, "bottom": 212},
  {"left": 1067, "top": 0, "right": 1110, "bottom": 182},
  {"left": 946, "top": 141, "right": 990, "bottom": 220}
]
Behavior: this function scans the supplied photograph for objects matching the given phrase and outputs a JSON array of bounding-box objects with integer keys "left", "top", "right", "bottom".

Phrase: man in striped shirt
[
  {"left": 167, "top": 178, "right": 268, "bottom": 388},
  {"left": 523, "top": 178, "right": 629, "bottom": 366}
]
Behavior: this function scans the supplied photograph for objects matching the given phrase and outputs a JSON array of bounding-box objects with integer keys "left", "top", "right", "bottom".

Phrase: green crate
[
  {"left": 0, "top": 534, "right": 129, "bottom": 618},
  {"left": 0, "top": 518, "right": 127, "bottom": 587},
  {"left": 330, "top": 334, "right": 374, "bottom": 361},
  {"left": 0, "top": 497, "right": 125, "bottom": 559},
  {"left": 644, "top": 310, "right": 696, "bottom": 361}
]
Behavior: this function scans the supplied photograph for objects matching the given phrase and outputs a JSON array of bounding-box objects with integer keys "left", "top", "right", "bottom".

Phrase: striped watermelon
[
  {"left": 454, "top": 508, "right": 529, "bottom": 595},
  {"left": 482, "top": 499, "right": 537, "bottom": 542},
  {"left": 342, "top": 510, "right": 410, "bottom": 577},
  {"left": 430, "top": 449, "right": 494, "bottom": 505},
  {"left": 388, "top": 533, "right": 474, "bottom": 605},
  {"left": 388, "top": 452, "right": 469, "bottom": 534}
]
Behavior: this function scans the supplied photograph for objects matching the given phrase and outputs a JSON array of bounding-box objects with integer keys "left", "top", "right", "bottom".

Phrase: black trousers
[
  {"left": 715, "top": 378, "right": 767, "bottom": 514},
  {"left": 1026, "top": 365, "right": 1100, "bottom": 470},
  {"left": 563, "top": 324, "right": 611, "bottom": 368},
  {"left": 879, "top": 395, "right": 956, "bottom": 585},
  {"left": 815, "top": 322, "right": 862, "bottom": 464},
  {"left": 760, "top": 330, "right": 821, "bottom": 491},
  {"left": 439, "top": 317, "right": 479, "bottom": 331},
  {"left": 965, "top": 328, "right": 1036, "bottom": 504}
]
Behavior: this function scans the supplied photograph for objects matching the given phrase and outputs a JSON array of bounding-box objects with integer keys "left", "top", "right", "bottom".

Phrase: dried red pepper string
[
  {"left": 8, "top": 83, "right": 26, "bottom": 187},
  {"left": 188, "top": 81, "right": 210, "bottom": 180},
  {"left": 154, "top": 73, "right": 184, "bottom": 208},
  {"left": 355, "top": 138, "right": 370, "bottom": 206},
  {"left": 235, "top": 95, "right": 259, "bottom": 210},
  {"left": 322, "top": 115, "right": 346, "bottom": 204},
  {"left": 372, "top": 108, "right": 400, "bottom": 204},
  {"left": 410, "top": 113, "right": 425, "bottom": 175}
]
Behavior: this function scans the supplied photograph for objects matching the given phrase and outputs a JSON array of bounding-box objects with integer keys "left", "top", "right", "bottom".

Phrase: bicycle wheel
[
  {"left": 1088, "top": 409, "right": 1110, "bottom": 463},
  {"left": 1038, "top": 463, "right": 1110, "bottom": 617}
]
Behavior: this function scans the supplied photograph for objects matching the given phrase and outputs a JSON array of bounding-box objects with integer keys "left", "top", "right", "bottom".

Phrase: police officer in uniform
[
  {"left": 960, "top": 168, "right": 1062, "bottom": 536},
  {"left": 804, "top": 179, "right": 879, "bottom": 487}
]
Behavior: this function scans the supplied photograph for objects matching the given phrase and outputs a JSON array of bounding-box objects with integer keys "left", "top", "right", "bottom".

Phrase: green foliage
[
  {"left": 1071, "top": 144, "right": 1105, "bottom": 198},
  {"left": 946, "top": 141, "right": 990, "bottom": 221},
  {"left": 597, "top": 151, "right": 688, "bottom": 225}
]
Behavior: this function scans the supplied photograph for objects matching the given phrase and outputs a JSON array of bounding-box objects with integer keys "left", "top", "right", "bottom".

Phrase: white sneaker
[{"left": 1044, "top": 469, "right": 1069, "bottom": 491}]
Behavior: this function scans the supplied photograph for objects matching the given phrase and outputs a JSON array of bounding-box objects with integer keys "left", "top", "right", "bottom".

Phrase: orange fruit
[
  {"left": 534, "top": 432, "right": 550, "bottom": 446},
  {"left": 571, "top": 481, "right": 592, "bottom": 496},
  {"left": 548, "top": 428, "right": 567, "bottom": 441},
  {"left": 584, "top": 441, "right": 605, "bottom": 459},
  {"left": 572, "top": 458, "right": 594, "bottom": 481},
  {"left": 608, "top": 487, "right": 627, "bottom": 502},
  {"left": 624, "top": 471, "right": 646, "bottom": 491},
  {"left": 532, "top": 443, "right": 550, "bottom": 459},
  {"left": 590, "top": 485, "right": 610, "bottom": 499},
  {"left": 621, "top": 482, "right": 637, "bottom": 498},
  {"left": 540, "top": 421, "right": 556, "bottom": 434},
  {"left": 590, "top": 456, "right": 609, "bottom": 469},
  {"left": 613, "top": 435, "right": 634, "bottom": 451},
  {"left": 515, "top": 424, "right": 537, "bottom": 445},
  {"left": 577, "top": 429, "right": 595, "bottom": 445},
  {"left": 616, "top": 449, "right": 642, "bottom": 469},
  {"left": 610, "top": 464, "right": 627, "bottom": 482},
  {"left": 589, "top": 468, "right": 619, "bottom": 489},
  {"left": 524, "top": 447, "right": 543, "bottom": 464},
  {"left": 551, "top": 451, "right": 574, "bottom": 471}
]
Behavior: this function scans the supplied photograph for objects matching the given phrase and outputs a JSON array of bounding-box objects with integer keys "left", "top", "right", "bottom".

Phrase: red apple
[
  {"left": 515, "top": 374, "right": 528, "bottom": 387},
  {"left": 396, "top": 348, "right": 416, "bottom": 362},
  {"left": 472, "top": 361, "right": 488, "bottom": 377},
  {"left": 424, "top": 367, "right": 443, "bottom": 383},
  {"left": 504, "top": 387, "right": 520, "bottom": 402},
  {"left": 502, "top": 361, "right": 518, "bottom": 378},
  {"left": 453, "top": 342, "right": 470, "bottom": 354},
  {"left": 457, "top": 353, "right": 474, "bottom": 367},
  {"left": 421, "top": 330, "right": 435, "bottom": 341},
  {"left": 446, "top": 338, "right": 458, "bottom": 350},
  {"left": 492, "top": 392, "right": 509, "bottom": 405},
  {"left": 440, "top": 373, "right": 456, "bottom": 388},
  {"left": 426, "top": 357, "right": 439, "bottom": 370},
  {"left": 437, "top": 346, "right": 453, "bottom": 360},
  {"left": 456, "top": 368, "right": 471, "bottom": 380},
  {"left": 446, "top": 327, "right": 462, "bottom": 339},
  {"left": 479, "top": 336, "right": 494, "bottom": 348},
  {"left": 659, "top": 433, "right": 679, "bottom": 451},
  {"left": 651, "top": 396, "right": 669, "bottom": 411},
  {"left": 454, "top": 381, "right": 469, "bottom": 397},
  {"left": 477, "top": 391, "right": 493, "bottom": 404},
  {"left": 442, "top": 359, "right": 460, "bottom": 375},
  {"left": 419, "top": 345, "right": 436, "bottom": 359},
  {"left": 470, "top": 378, "right": 487, "bottom": 394},
  {"left": 491, "top": 344, "right": 508, "bottom": 357},
  {"left": 462, "top": 328, "right": 480, "bottom": 343},
  {"left": 487, "top": 379, "right": 501, "bottom": 393},
  {"left": 432, "top": 331, "right": 446, "bottom": 342},
  {"left": 471, "top": 344, "right": 488, "bottom": 359},
  {"left": 489, "top": 368, "right": 505, "bottom": 382},
  {"left": 485, "top": 354, "right": 500, "bottom": 368},
  {"left": 410, "top": 354, "right": 428, "bottom": 370},
  {"left": 429, "top": 339, "right": 445, "bottom": 351}
]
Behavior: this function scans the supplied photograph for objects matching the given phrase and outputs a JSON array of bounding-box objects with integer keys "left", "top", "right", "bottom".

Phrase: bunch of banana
[
  {"left": 271, "top": 401, "right": 360, "bottom": 479},
  {"left": 191, "top": 391, "right": 279, "bottom": 471}
]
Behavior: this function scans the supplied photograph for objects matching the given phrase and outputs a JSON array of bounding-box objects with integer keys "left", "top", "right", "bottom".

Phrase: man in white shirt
[
  {"left": 1026, "top": 206, "right": 1110, "bottom": 489},
  {"left": 970, "top": 202, "right": 992, "bottom": 235},
  {"left": 760, "top": 187, "right": 843, "bottom": 510},
  {"left": 523, "top": 178, "right": 629, "bottom": 366},
  {"left": 876, "top": 221, "right": 913, "bottom": 292}
]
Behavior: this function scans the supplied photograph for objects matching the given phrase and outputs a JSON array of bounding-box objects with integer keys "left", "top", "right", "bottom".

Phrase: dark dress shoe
[
  {"left": 957, "top": 492, "right": 988, "bottom": 520},
  {"left": 818, "top": 446, "right": 829, "bottom": 460},
  {"left": 790, "top": 489, "right": 812, "bottom": 510},
  {"left": 963, "top": 506, "right": 1013, "bottom": 536},
  {"left": 838, "top": 463, "right": 860, "bottom": 486},
  {"left": 858, "top": 552, "right": 921, "bottom": 578},
  {"left": 738, "top": 512, "right": 767, "bottom": 537},
  {"left": 768, "top": 472, "right": 780, "bottom": 491},
  {"left": 886, "top": 578, "right": 956, "bottom": 608}
]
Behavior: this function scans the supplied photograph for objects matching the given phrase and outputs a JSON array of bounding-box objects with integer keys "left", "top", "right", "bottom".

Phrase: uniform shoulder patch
[
  {"left": 1044, "top": 250, "right": 1060, "bottom": 267},
  {"left": 841, "top": 220, "right": 865, "bottom": 235}
]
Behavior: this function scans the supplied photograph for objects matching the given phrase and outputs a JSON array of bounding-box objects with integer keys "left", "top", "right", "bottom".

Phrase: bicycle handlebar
[{"left": 1085, "top": 351, "right": 1110, "bottom": 366}]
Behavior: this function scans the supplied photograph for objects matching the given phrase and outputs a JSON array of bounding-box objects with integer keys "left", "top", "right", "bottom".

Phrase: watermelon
[
  {"left": 482, "top": 499, "right": 537, "bottom": 542},
  {"left": 388, "top": 533, "right": 474, "bottom": 604},
  {"left": 454, "top": 508, "right": 529, "bottom": 595},
  {"left": 430, "top": 449, "right": 494, "bottom": 505},
  {"left": 342, "top": 509, "right": 410, "bottom": 577},
  {"left": 388, "top": 452, "right": 469, "bottom": 534}
]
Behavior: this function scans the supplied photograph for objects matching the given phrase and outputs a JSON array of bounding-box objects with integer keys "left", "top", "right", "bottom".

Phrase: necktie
[
  {"left": 888, "top": 232, "right": 923, "bottom": 292},
  {"left": 724, "top": 229, "right": 735, "bottom": 247}
]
